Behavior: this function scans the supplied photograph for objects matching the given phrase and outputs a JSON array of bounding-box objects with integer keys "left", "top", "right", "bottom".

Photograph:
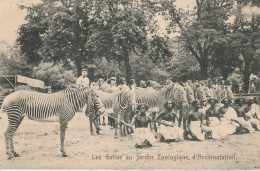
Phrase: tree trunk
[
  {"left": 243, "top": 60, "right": 251, "bottom": 93},
  {"left": 88, "top": 68, "right": 95, "bottom": 82},
  {"left": 200, "top": 61, "right": 208, "bottom": 80},
  {"left": 124, "top": 53, "right": 132, "bottom": 84},
  {"left": 75, "top": 57, "right": 82, "bottom": 77},
  {"left": 222, "top": 70, "right": 229, "bottom": 81}
]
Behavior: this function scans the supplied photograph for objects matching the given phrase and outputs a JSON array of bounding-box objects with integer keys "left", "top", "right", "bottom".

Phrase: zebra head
[{"left": 87, "top": 90, "right": 104, "bottom": 111}]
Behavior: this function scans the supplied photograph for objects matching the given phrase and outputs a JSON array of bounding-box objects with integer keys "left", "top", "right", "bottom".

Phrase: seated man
[
  {"left": 155, "top": 100, "right": 183, "bottom": 142},
  {"left": 203, "top": 98, "right": 220, "bottom": 139},
  {"left": 231, "top": 97, "right": 255, "bottom": 133},
  {"left": 187, "top": 100, "right": 206, "bottom": 141},
  {"left": 245, "top": 98, "right": 260, "bottom": 131},
  {"left": 234, "top": 98, "right": 246, "bottom": 118},
  {"left": 202, "top": 98, "right": 237, "bottom": 140},
  {"left": 130, "top": 104, "right": 156, "bottom": 148},
  {"left": 252, "top": 97, "right": 260, "bottom": 119}
]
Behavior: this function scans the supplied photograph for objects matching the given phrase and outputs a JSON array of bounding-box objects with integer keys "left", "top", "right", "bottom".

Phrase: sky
[
  {"left": 0, "top": 0, "right": 41, "bottom": 45},
  {"left": 0, "top": 0, "right": 258, "bottom": 46}
]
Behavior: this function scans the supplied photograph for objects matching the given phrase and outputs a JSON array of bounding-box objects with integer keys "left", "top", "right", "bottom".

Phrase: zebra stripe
[{"left": 1, "top": 87, "right": 99, "bottom": 158}]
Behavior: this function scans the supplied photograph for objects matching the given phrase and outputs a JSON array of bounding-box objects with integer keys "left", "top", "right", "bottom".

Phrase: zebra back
[
  {"left": 185, "top": 85, "right": 195, "bottom": 105},
  {"left": 96, "top": 90, "right": 134, "bottom": 122},
  {"left": 194, "top": 85, "right": 207, "bottom": 102},
  {"left": 2, "top": 87, "right": 94, "bottom": 122}
]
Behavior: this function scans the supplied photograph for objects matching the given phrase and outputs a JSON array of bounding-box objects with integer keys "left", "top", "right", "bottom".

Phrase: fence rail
[{"left": 233, "top": 93, "right": 260, "bottom": 97}]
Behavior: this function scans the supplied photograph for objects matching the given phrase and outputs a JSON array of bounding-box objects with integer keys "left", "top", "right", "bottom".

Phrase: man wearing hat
[
  {"left": 105, "top": 77, "right": 118, "bottom": 93},
  {"left": 76, "top": 69, "right": 90, "bottom": 88},
  {"left": 139, "top": 80, "right": 147, "bottom": 88},
  {"left": 118, "top": 77, "right": 129, "bottom": 91}
]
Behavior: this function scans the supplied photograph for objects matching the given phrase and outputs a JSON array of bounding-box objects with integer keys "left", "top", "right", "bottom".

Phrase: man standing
[{"left": 76, "top": 69, "right": 90, "bottom": 88}]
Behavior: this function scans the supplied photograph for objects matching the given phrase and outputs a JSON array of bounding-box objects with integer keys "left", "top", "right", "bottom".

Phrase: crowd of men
[{"left": 76, "top": 69, "right": 260, "bottom": 148}]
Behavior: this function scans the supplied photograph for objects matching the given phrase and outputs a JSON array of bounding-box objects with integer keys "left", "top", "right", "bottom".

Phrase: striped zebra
[
  {"left": 184, "top": 84, "right": 195, "bottom": 105},
  {"left": 85, "top": 91, "right": 105, "bottom": 135},
  {"left": 1, "top": 87, "right": 100, "bottom": 159},
  {"left": 211, "top": 85, "right": 233, "bottom": 101},
  {"left": 134, "top": 84, "right": 189, "bottom": 128},
  {"left": 194, "top": 85, "right": 207, "bottom": 103},
  {"left": 96, "top": 90, "right": 135, "bottom": 138}
]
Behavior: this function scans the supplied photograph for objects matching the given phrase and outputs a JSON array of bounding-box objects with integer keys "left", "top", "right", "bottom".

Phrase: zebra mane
[{"left": 62, "top": 87, "right": 92, "bottom": 111}]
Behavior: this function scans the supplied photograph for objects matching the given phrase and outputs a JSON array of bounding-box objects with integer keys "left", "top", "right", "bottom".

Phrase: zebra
[
  {"left": 85, "top": 91, "right": 105, "bottom": 135},
  {"left": 134, "top": 84, "right": 189, "bottom": 129},
  {"left": 96, "top": 90, "right": 135, "bottom": 138},
  {"left": 1, "top": 87, "right": 100, "bottom": 159}
]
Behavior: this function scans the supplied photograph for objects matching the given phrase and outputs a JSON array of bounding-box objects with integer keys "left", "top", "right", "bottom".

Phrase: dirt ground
[{"left": 0, "top": 112, "right": 260, "bottom": 170}]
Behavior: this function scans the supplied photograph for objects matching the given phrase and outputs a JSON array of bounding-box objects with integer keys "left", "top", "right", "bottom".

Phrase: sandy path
[{"left": 0, "top": 112, "right": 260, "bottom": 170}]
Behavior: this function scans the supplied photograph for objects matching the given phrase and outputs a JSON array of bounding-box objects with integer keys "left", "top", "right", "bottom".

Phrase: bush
[{"left": 33, "top": 62, "right": 76, "bottom": 91}]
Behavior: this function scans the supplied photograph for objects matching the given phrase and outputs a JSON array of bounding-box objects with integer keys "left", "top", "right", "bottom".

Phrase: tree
[
  {"left": 17, "top": 0, "right": 97, "bottom": 79},
  {"left": 231, "top": 0, "right": 260, "bottom": 92},
  {"left": 86, "top": 0, "right": 172, "bottom": 83},
  {"left": 163, "top": 0, "right": 234, "bottom": 80},
  {"left": 210, "top": 33, "right": 243, "bottom": 80},
  {"left": 0, "top": 46, "right": 33, "bottom": 77}
]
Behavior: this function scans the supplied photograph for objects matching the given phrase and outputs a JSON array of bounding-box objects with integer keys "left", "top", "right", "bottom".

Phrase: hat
[
  {"left": 221, "top": 98, "right": 231, "bottom": 104},
  {"left": 120, "top": 77, "right": 126, "bottom": 81},
  {"left": 247, "top": 98, "right": 254, "bottom": 104},
  {"left": 130, "top": 79, "right": 135, "bottom": 85},
  {"left": 136, "top": 103, "right": 149, "bottom": 111},
  {"left": 253, "top": 97, "right": 259, "bottom": 102},
  {"left": 192, "top": 100, "right": 200, "bottom": 107},
  {"left": 208, "top": 98, "right": 218, "bottom": 104},
  {"left": 163, "top": 100, "right": 176, "bottom": 109},
  {"left": 234, "top": 98, "right": 245, "bottom": 104},
  {"left": 110, "top": 77, "right": 116, "bottom": 81}
]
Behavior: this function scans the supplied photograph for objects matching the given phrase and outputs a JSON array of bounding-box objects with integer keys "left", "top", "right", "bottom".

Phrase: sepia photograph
[{"left": 0, "top": 0, "right": 260, "bottom": 170}]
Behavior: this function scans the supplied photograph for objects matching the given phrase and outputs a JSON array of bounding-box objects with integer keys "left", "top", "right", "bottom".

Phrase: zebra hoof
[
  {"left": 8, "top": 154, "right": 14, "bottom": 160},
  {"left": 114, "top": 135, "right": 118, "bottom": 139},
  {"left": 13, "top": 152, "right": 20, "bottom": 157},
  {"left": 102, "top": 123, "right": 106, "bottom": 126},
  {"left": 96, "top": 128, "right": 101, "bottom": 135},
  {"left": 62, "top": 152, "right": 68, "bottom": 157}
]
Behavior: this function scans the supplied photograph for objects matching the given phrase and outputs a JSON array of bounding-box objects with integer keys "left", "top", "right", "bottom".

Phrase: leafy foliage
[
  {"left": 0, "top": 47, "right": 33, "bottom": 77},
  {"left": 33, "top": 62, "right": 76, "bottom": 91}
]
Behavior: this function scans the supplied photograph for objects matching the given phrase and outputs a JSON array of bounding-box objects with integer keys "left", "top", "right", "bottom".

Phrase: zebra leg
[
  {"left": 5, "top": 111, "right": 24, "bottom": 159},
  {"left": 182, "top": 106, "right": 189, "bottom": 130},
  {"left": 114, "top": 120, "right": 118, "bottom": 138},
  {"left": 102, "top": 116, "right": 106, "bottom": 126},
  {"left": 89, "top": 119, "right": 94, "bottom": 135},
  {"left": 5, "top": 126, "right": 11, "bottom": 155},
  {"left": 93, "top": 119, "right": 100, "bottom": 134},
  {"left": 10, "top": 115, "right": 24, "bottom": 157},
  {"left": 178, "top": 109, "right": 183, "bottom": 128},
  {"left": 60, "top": 122, "right": 68, "bottom": 157}
]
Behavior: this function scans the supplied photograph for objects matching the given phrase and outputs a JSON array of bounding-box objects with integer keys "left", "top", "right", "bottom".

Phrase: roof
[{"left": 0, "top": 75, "right": 45, "bottom": 89}]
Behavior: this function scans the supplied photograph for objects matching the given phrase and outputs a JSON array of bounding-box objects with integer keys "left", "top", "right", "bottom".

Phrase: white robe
[
  {"left": 157, "top": 124, "right": 184, "bottom": 141},
  {"left": 132, "top": 128, "right": 156, "bottom": 147}
]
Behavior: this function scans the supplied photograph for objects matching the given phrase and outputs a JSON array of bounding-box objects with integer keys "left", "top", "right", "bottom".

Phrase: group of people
[
  {"left": 75, "top": 69, "right": 260, "bottom": 148},
  {"left": 129, "top": 96, "right": 260, "bottom": 148}
]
